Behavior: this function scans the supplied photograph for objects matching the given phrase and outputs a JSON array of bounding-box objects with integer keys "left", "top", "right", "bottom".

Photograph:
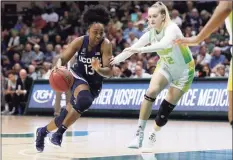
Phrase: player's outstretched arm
[
  {"left": 110, "top": 31, "right": 150, "bottom": 65},
  {"left": 129, "top": 24, "right": 178, "bottom": 54},
  {"left": 175, "top": 1, "right": 232, "bottom": 46},
  {"left": 56, "top": 36, "right": 84, "bottom": 67},
  {"left": 91, "top": 39, "right": 113, "bottom": 78}
]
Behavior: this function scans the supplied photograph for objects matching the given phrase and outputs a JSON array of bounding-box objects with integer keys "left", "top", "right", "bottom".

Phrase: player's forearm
[
  {"left": 113, "top": 51, "right": 135, "bottom": 64},
  {"left": 59, "top": 50, "right": 76, "bottom": 66},
  {"left": 96, "top": 67, "right": 113, "bottom": 78},
  {"left": 138, "top": 42, "right": 166, "bottom": 53},
  {"left": 197, "top": 1, "right": 232, "bottom": 41}
]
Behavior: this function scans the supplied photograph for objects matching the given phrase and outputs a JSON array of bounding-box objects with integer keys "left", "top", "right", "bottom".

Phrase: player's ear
[{"left": 87, "top": 26, "right": 91, "bottom": 35}]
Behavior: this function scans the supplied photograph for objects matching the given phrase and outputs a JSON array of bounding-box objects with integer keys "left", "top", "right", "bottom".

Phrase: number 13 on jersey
[{"left": 84, "top": 64, "right": 95, "bottom": 75}]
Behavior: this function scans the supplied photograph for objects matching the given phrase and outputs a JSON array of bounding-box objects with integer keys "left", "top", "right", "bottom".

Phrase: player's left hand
[
  {"left": 91, "top": 57, "right": 101, "bottom": 71},
  {"left": 124, "top": 47, "right": 141, "bottom": 54},
  {"left": 174, "top": 36, "right": 201, "bottom": 46}
]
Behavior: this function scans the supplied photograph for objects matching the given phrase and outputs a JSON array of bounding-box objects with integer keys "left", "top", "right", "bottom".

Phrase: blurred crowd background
[{"left": 1, "top": 1, "right": 232, "bottom": 115}]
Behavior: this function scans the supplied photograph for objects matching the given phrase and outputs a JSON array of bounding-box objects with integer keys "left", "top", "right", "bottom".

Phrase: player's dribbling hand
[{"left": 91, "top": 57, "right": 101, "bottom": 71}]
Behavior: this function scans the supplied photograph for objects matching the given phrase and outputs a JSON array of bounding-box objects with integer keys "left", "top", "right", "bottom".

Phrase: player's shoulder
[
  {"left": 101, "top": 38, "right": 112, "bottom": 48},
  {"left": 167, "top": 22, "right": 180, "bottom": 30},
  {"left": 102, "top": 38, "right": 111, "bottom": 45},
  {"left": 166, "top": 22, "right": 182, "bottom": 34}
]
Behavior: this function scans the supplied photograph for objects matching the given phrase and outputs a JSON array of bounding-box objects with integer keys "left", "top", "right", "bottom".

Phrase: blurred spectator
[
  {"left": 135, "top": 21, "right": 145, "bottom": 38},
  {"left": 12, "top": 63, "right": 22, "bottom": 76},
  {"left": 184, "top": 26, "right": 193, "bottom": 37},
  {"left": 2, "top": 56, "right": 13, "bottom": 76},
  {"left": 132, "top": 65, "right": 151, "bottom": 78},
  {"left": 171, "top": 9, "right": 183, "bottom": 27},
  {"left": 204, "top": 37, "right": 215, "bottom": 53},
  {"left": 128, "top": 54, "right": 138, "bottom": 74},
  {"left": 44, "top": 43, "right": 56, "bottom": 63},
  {"left": 198, "top": 64, "right": 211, "bottom": 77},
  {"left": 210, "top": 64, "right": 228, "bottom": 77},
  {"left": 12, "top": 53, "right": 24, "bottom": 67},
  {"left": 146, "top": 58, "right": 157, "bottom": 74},
  {"left": 21, "top": 43, "right": 35, "bottom": 68},
  {"left": 121, "top": 10, "right": 131, "bottom": 26},
  {"left": 1, "top": 30, "right": 8, "bottom": 55},
  {"left": 19, "top": 28, "right": 28, "bottom": 46},
  {"left": 14, "top": 16, "right": 24, "bottom": 32},
  {"left": 130, "top": 5, "right": 141, "bottom": 22},
  {"left": 27, "top": 27, "right": 41, "bottom": 45},
  {"left": 32, "top": 13, "right": 47, "bottom": 30},
  {"left": 31, "top": 44, "right": 44, "bottom": 66},
  {"left": 127, "top": 32, "right": 138, "bottom": 46},
  {"left": 120, "top": 61, "right": 132, "bottom": 78},
  {"left": 42, "top": 8, "right": 59, "bottom": 23},
  {"left": 136, "top": 61, "right": 145, "bottom": 73},
  {"left": 54, "top": 34, "right": 64, "bottom": 46},
  {"left": 69, "top": 2, "right": 81, "bottom": 22},
  {"left": 112, "top": 16, "right": 123, "bottom": 31},
  {"left": 196, "top": 45, "right": 211, "bottom": 66},
  {"left": 15, "top": 69, "right": 33, "bottom": 115},
  {"left": 58, "top": 11, "right": 73, "bottom": 40},
  {"left": 200, "top": 10, "right": 211, "bottom": 26},
  {"left": 2, "top": 72, "right": 17, "bottom": 115},
  {"left": 42, "top": 22, "right": 58, "bottom": 40},
  {"left": 115, "top": 30, "right": 127, "bottom": 52},
  {"left": 39, "top": 34, "right": 50, "bottom": 52},
  {"left": 142, "top": 4, "right": 149, "bottom": 20},
  {"left": 1, "top": 74, "right": 8, "bottom": 113},
  {"left": 209, "top": 47, "right": 226, "bottom": 69},
  {"left": 38, "top": 62, "right": 52, "bottom": 79},
  {"left": 28, "top": 65, "right": 38, "bottom": 80},
  {"left": 112, "top": 66, "right": 122, "bottom": 78},
  {"left": 184, "top": 8, "right": 202, "bottom": 33},
  {"left": 123, "top": 21, "right": 138, "bottom": 40},
  {"left": 54, "top": 44, "right": 62, "bottom": 56},
  {"left": 7, "top": 29, "right": 20, "bottom": 53}
]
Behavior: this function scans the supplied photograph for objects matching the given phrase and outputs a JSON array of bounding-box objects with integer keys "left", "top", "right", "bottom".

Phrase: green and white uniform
[{"left": 114, "top": 22, "right": 195, "bottom": 92}]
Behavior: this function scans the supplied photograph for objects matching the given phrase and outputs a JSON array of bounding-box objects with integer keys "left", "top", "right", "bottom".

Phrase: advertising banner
[{"left": 27, "top": 79, "right": 228, "bottom": 113}]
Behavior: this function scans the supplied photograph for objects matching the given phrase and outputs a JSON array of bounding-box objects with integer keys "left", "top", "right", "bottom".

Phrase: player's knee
[
  {"left": 146, "top": 85, "right": 161, "bottom": 98},
  {"left": 155, "top": 99, "right": 176, "bottom": 127},
  {"left": 54, "top": 108, "right": 68, "bottom": 127},
  {"left": 73, "top": 90, "right": 94, "bottom": 114}
]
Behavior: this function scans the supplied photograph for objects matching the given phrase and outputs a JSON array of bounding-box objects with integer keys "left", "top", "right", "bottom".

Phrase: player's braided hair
[{"left": 83, "top": 5, "right": 110, "bottom": 26}]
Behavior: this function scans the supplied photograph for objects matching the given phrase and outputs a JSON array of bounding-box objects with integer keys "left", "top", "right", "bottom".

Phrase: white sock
[
  {"left": 5, "top": 104, "right": 9, "bottom": 111},
  {"left": 138, "top": 119, "right": 147, "bottom": 131}
]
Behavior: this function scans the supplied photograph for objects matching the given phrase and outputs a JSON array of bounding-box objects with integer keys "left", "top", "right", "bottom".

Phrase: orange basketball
[{"left": 49, "top": 67, "right": 74, "bottom": 92}]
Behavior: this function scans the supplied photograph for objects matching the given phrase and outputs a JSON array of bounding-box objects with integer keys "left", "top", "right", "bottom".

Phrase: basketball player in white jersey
[
  {"left": 175, "top": 1, "right": 233, "bottom": 127},
  {"left": 111, "top": 2, "right": 195, "bottom": 148}
]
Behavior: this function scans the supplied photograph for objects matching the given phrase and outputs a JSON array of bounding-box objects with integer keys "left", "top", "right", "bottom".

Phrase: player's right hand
[{"left": 110, "top": 56, "right": 116, "bottom": 66}]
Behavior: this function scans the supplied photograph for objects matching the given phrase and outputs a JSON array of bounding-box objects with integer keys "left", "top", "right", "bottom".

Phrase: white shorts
[{"left": 155, "top": 60, "right": 195, "bottom": 92}]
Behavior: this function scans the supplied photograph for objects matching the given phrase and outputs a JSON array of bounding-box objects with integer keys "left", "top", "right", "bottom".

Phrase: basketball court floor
[{"left": 2, "top": 116, "right": 232, "bottom": 160}]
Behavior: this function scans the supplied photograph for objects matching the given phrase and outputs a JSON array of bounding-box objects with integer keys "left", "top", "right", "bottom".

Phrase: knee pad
[
  {"left": 73, "top": 90, "right": 94, "bottom": 114},
  {"left": 155, "top": 99, "right": 175, "bottom": 127},
  {"left": 144, "top": 94, "right": 156, "bottom": 102},
  {"left": 54, "top": 108, "right": 68, "bottom": 127}
]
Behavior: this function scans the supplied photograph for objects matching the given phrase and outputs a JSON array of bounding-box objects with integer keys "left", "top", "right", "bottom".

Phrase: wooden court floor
[{"left": 1, "top": 116, "right": 232, "bottom": 160}]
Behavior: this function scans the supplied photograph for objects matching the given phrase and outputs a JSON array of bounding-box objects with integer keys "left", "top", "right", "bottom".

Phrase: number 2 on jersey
[{"left": 84, "top": 64, "right": 95, "bottom": 75}]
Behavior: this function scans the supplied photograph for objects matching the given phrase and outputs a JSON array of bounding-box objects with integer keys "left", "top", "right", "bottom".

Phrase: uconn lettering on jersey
[{"left": 78, "top": 56, "right": 101, "bottom": 64}]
